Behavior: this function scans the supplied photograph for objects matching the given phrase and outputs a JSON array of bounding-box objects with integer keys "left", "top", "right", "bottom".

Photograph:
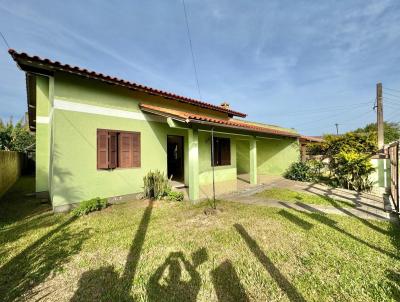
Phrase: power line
[
  {"left": 384, "top": 91, "right": 400, "bottom": 99},
  {"left": 385, "top": 87, "right": 400, "bottom": 94},
  {"left": 292, "top": 106, "right": 373, "bottom": 127},
  {"left": 182, "top": 0, "right": 202, "bottom": 101},
  {"left": 299, "top": 108, "right": 374, "bottom": 131},
  {"left": 266, "top": 101, "right": 373, "bottom": 117},
  {"left": 383, "top": 96, "right": 400, "bottom": 103},
  {"left": 0, "top": 30, "right": 10, "bottom": 49}
]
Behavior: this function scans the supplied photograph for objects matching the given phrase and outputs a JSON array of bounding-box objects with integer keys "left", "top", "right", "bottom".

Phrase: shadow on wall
[
  {"left": 236, "top": 140, "right": 250, "bottom": 174},
  {"left": 51, "top": 149, "right": 83, "bottom": 209},
  {"left": 0, "top": 216, "right": 90, "bottom": 302}
]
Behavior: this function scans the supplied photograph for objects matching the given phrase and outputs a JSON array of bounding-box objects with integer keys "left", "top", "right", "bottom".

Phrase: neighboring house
[
  {"left": 9, "top": 49, "right": 300, "bottom": 212},
  {"left": 299, "top": 136, "right": 324, "bottom": 162}
]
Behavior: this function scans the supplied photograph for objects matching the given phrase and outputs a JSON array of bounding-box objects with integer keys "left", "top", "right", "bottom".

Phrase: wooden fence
[{"left": 388, "top": 142, "right": 399, "bottom": 213}]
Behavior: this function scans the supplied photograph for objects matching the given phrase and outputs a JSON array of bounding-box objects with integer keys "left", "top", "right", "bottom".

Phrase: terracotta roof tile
[
  {"left": 140, "top": 104, "right": 299, "bottom": 138},
  {"left": 8, "top": 49, "right": 246, "bottom": 118}
]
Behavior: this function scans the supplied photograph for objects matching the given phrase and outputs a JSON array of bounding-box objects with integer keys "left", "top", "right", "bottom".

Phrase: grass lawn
[
  {"left": 0, "top": 177, "right": 399, "bottom": 301},
  {"left": 257, "top": 187, "right": 356, "bottom": 208}
]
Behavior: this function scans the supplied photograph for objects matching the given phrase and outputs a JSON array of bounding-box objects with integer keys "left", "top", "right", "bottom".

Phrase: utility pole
[
  {"left": 377, "top": 82, "right": 384, "bottom": 150},
  {"left": 335, "top": 123, "right": 339, "bottom": 135}
]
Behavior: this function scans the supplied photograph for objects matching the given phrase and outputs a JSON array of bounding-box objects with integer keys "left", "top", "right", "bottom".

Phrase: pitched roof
[
  {"left": 8, "top": 49, "right": 246, "bottom": 118},
  {"left": 140, "top": 103, "right": 299, "bottom": 138}
]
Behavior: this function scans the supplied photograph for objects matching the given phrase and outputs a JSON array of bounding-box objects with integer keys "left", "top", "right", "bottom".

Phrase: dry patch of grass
[
  {"left": 257, "top": 187, "right": 356, "bottom": 208},
  {"left": 0, "top": 177, "right": 399, "bottom": 301}
]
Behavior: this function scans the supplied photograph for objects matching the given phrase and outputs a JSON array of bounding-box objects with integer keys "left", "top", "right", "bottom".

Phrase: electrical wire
[
  {"left": 384, "top": 91, "right": 400, "bottom": 99},
  {"left": 292, "top": 106, "right": 373, "bottom": 127},
  {"left": 182, "top": 0, "right": 202, "bottom": 101},
  {"left": 0, "top": 30, "right": 10, "bottom": 49},
  {"left": 266, "top": 101, "right": 372, "bottom": 117},
  {"left": 385, "top": 87, "right": 400, "bottom": 94}
]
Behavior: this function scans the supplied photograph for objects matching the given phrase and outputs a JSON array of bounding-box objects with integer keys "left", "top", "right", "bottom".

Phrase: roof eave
[
  {"left": 190, "top": 119, "right": 299, "bottom": 138},
  {"left": 9, "top": 49, "right": 247, "bottom": 118}
]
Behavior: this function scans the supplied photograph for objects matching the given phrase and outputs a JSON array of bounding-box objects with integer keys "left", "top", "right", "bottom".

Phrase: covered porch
[{"left": 140, "top": 103, "right": 300, "bottom": 201}]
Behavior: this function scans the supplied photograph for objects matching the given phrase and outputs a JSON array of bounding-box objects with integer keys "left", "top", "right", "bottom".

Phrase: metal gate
[{"left": 388, "top": 142, "right": 399, "bottom": 213}]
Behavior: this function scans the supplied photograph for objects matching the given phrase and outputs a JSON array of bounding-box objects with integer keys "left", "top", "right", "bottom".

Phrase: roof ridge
[{"left": 8, "top": 49, "right": 247, "bottom": 118}]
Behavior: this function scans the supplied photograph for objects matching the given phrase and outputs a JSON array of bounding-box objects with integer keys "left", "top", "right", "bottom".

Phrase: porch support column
[
  {"left": 188, "top": 128, "right": 199, "bottom": 201},
  {"left": 250, "top": 136, "right": 257, "bottom": 185}
]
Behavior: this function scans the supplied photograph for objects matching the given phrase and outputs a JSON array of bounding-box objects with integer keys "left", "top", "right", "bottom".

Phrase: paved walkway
[{"left": 224, "top": 177, "right": 399, "bottom": 222}]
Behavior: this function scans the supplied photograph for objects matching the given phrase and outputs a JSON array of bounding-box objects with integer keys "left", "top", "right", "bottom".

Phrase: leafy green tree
[
  {"left": 354, "top": 122, "right": 400, "bottom": 144},
  {"left": 0, "top": 118, "right": 13, "bottom": 150},
  {"left": 307, "top": 132, "right": 377, "bottom": 191},
  {"left": 0, "top": 117, "right": 35, "bottom": 152}
]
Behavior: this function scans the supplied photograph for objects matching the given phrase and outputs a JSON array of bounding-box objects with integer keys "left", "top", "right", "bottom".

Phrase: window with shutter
[
  {"left": 97, "top": 129, "right": 141, "bottom": 169},
  {"left": 109, "top": 132, "right": 118, "bottom": 169},
  {"left": 119, "top": 132, "right": 133, "bottom": 168},
  {"left": 97, "top": 130, "right": 109, "bottom": 169},
  {"left": 132, "top": 133, "right": 141, "bottom": 167}
]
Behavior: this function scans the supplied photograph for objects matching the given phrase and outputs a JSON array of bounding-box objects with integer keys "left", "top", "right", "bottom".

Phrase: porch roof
[{"left": 140, "top": 103, "right": 300, "bottom": 138}]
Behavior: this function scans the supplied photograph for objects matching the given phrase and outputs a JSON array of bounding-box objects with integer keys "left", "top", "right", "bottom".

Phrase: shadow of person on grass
[
  {"left": 146, "top": 248, "right": 208, "bottom": 302},
  {"left": 71, "top": 200, "right": 154, "bottom": 301},
  {"left": 70, "top": 265, "right": 133, "bottom": 302},
  {"left": 211, "top": 259, "right": 249, "bottom": 302}
]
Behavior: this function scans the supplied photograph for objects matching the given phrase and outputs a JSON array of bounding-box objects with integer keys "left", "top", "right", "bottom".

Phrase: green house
[{"left": 9, "top": 49, "right": 300, "bottom": 212}]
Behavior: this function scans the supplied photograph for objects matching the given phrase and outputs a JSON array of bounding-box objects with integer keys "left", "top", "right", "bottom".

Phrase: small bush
[
  {"left": 284, "top": 162, "right": 313, "bottom": 182},
  {"left": 143, "top": 170, "right": 171, "bottom": 199},
  {"left": 167, "top": 190, "right": 184, "bottom": 202},
  {"left": 72, "top": 197, "right": 108, "bottom": 217}
]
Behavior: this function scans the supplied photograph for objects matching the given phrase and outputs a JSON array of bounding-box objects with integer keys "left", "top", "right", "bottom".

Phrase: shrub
[
  {"left": 72, "top": 197, "right": 108, "bottom": 217},
  {"left": 284, "top": 162, "right": 313, "bottom": 182},
  {"left": 331, "top": 151, "right": 375, "bottom": 191},
  {"left": 306, "top": 132, "right": 377, "bottom": 192},
  {"left": 167, "top": 190, "right": 184, "bottom": 202},
  {"left": 143, "top": 170, "right": 171, "bottom": 199}
]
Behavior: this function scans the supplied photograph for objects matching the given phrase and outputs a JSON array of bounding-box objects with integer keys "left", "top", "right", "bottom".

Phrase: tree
[
  {"left": 0, "top": 117, "right": 35, "bottom": 152},
  {"left": 307, "top": 132, "right": 377, "bottom": 191},
  {"left": 354, "top": 122, "right": 400, "bottom": 144}
]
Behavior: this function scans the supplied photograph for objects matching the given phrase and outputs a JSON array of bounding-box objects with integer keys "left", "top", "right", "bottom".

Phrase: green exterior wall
[
  {"left": 29, "top": 71, "right": 301, "bottom": 208},
  {"left": 198, "top": 131, "right": 237, "bottom": 185},
  {"left": 236, "top": 137, "right": 299, "bottom": 176},
  {"left": 51, "top": 109, "right": 189, "bottom": 207},
  {"left": 35, "top": 76, "right": 51, "bottom": 192}
]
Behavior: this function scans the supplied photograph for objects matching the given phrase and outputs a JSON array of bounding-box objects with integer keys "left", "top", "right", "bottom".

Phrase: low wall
[
  {"left": 370, "top": 158, "right": 390, "bottom": 195},
  {"left": 0, "top": 151, "right": 23, "bottom": 198}
]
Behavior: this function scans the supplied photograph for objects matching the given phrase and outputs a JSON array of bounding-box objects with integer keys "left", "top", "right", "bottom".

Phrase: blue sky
[{"left": 1, "top": 0, "right": 400, "bottom": 135}]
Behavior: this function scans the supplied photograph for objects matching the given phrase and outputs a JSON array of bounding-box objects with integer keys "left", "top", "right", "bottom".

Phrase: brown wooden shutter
[
  {"left": 109, "top": 132, "right": 118, "bottom": 169},
  {"left": 132, "top": 133, "right": 141, "bottom": 167},
  {"left": 119, "top": 132, "right": 133, "bottom": 168},
  {"left": 97, "top": 130, "right": 109, "bottom": 169},
  {"left": 221, "top": 138, "right": 231, "bottom": 165}
]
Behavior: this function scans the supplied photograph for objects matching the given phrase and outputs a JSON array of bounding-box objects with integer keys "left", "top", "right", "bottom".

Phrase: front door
[{"left": 167, "top": 135, "right": 184, "bottom": 181}]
